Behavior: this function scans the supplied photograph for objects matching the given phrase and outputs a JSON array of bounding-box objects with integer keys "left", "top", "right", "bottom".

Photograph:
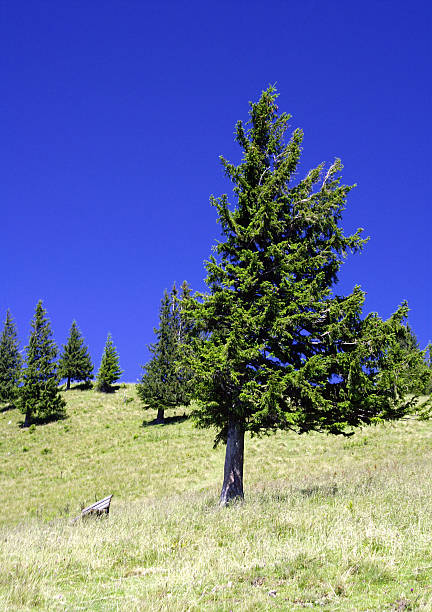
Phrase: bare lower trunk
[
  {"left": 66, "top": 377, "right": 71, "bottom": 390},
  {"left": 155, "top": 407, "right": 165, "bottom": 423},
  {"left": 24, "top": 410, "right": 31, "bottom": 428},
  {"left": 97, "top": 381, "right": 111, "bottom": 393},
  {"left": 219, "top": 420, "right": 244, "bottom": 506}
]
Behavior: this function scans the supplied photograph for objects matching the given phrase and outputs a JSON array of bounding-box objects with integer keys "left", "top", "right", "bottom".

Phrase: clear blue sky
[{"left": 2, "top": 1, "right": 431, "bottom": 381}]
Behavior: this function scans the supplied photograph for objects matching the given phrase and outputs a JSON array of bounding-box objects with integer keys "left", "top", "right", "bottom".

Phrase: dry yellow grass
[{"left": 1, "top": 387, "right": 432, "bottom": 610}]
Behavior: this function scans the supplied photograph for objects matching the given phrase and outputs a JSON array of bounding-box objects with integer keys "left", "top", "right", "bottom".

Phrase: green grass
[{"left": 1, "top": 387, "right": 432, "bottom": 610}]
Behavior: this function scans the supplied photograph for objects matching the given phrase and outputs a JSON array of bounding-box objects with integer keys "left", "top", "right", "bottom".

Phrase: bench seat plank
[{"left": 71, "top": 494, "right": 113, "bottom": 523}]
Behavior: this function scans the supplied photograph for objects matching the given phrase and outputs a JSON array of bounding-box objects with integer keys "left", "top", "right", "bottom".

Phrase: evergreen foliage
[
  {"left": 189, "top": 86, "right": 417, "bottom": 504},
  {"left": 0, "top": 310, "right": 22, "bottom": 406},
  {"left": 58, "top": 321, "right": 93, "bottom": 389},
  {"left": 392, "top": 324, "right": 432, "bottom": 395},
  {"left": 137, "top": 282, "right": 193, "bottom": 423},
  {"left": 95, "top": 333, "right": 122, "bottom": 392},
  {"left": 178, "top": 280, "right": 195, "bottom": 348},
  {"left": 18, "top": 301, "right": 65, "bottom": 426},
  {"left": 426, "top": 345, "right": 432, "bottom": 394}
]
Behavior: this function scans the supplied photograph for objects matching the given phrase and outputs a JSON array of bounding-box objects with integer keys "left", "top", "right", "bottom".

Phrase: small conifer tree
[
  {"left": 95, "top": 333, "right": 123, "bottom": 392},
  {"left": 18, "top": 301, "right": 65, "bottom": 426},
  {"left": 392, "top": 324, "right": 432, "bottom": 395},
  {"left": 0, "top": 310, "right": 22, "bottom": 406},
  {"left": 58, "top": 321, "right": 93, "bottom": 389},
  {"left": 178, "top": 280, "right": 195, "bottom": 347},
  {"left": 137, "top": 282, "right": 193, "bottom": 423},
  {"left": 426, "top": 345, "right": 432, "bottom": 394}
]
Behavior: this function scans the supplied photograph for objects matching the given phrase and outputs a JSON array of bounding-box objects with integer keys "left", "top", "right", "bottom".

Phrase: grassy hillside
[{"left": 1, "top": 386, "right": 432, "bottom": 610}]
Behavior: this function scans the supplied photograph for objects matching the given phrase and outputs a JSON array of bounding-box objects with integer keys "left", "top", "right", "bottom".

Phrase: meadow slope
[{"left": 1, "top": 386, "right": 432, "bottom": 610}]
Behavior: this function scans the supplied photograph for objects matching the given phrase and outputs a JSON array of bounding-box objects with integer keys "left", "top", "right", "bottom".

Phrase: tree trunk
[
  {"left": 155, "top": 407, "right": 165, "bottom": 424},
  {"left": 66, "top": 377, "right": 71, "bottom": 390},
  {"left": 219, "top": 420, "right": 244, "bottom": 506},
  {"left": 24, "top": 410, "right": 31, "bottom": 428}
]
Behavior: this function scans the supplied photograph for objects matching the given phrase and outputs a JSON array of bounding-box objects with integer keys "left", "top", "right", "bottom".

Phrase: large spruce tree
[
  {"left": 189, "top": 87, "right": 415, "bottom": 505},
  {"left": 58, "top": 321, "right": 93, "bottom": 389},
  {"left": 0, "top": 310, "right": 22, "bottom": 406},
  {"left": 95, "top": 333, "right": 122, "bottom": 392},
  {"left": 137, "top": 282, "right": 193, "bottom": 423},
  {"left": 18, "top": 301, "right": 65, "bottom": 426}
]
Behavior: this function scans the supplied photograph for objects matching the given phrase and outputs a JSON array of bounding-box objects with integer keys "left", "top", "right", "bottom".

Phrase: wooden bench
[{"left": 72, "top": 494, "right": 113, "bottom": 523}]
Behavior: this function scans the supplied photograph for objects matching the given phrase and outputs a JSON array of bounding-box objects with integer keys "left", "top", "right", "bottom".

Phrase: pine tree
[
  {"left": 137, "top": 283, "right": 192, "bottom": 423},
  {"left": 58, "top": 321, "right": 94, "bottom": 390},
  {"left": 95, "top": 333, "right": 123, "bottom": 392},
  {"left": 189, "top": 87, "right": 416, "bottom": 505},
  {"left": 426, "top": 345, "right": 432, "bottom": 394},
  {"left": 178, "top": 280, "right": 195, "bottom": 346},
  {"left": 18, "top": 301, "right": 65, "bottom": 426},
  {"left": 391, "top": 324, "right": 432, "bottom": 395},
  {"left": 0, "top": 310, "right": 22, "bottom": 406}
]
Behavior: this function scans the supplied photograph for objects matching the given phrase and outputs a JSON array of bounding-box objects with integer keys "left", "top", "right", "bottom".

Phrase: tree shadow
[
  {"left": 0, "top": 403, "right": 15, "bottom": 413},
  {"left": 70, "top": 381, "right": 94, "bottom": 391},
  {"left": 95, "top": 384, "right": 121, "bottom": 394},
  {"left": 298, "top": 484, "right": 338, "bottom": 497},
  {"left": 142, "top": 413, "right": 189, "bottom": 428},
  {"left": 19, "top": 411, "right": 68, "bottom": 428},
  {"left": 258, "top": 483, "right": 339, "bottom": 505}
]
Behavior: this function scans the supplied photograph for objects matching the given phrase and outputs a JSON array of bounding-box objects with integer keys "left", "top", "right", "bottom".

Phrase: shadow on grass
[
  {"left": 258, "top": 484, "right": 339, "bottom": 504},
  {"left": 142, "top": 413, "right": 189, "bottom": 428},
  {"left": 0, "top": 403, "right": 16, "bottom": 413},
  {"left": 19, "top": 411, "right": 68, "bottom": 428},
  {"left": 93, "top": 384, "right": 122, "bottom": 394},
  {"left": 67, "top": 381, "right": 94, "bottom": 391},
  {"left": 299, "top": 484, "right": 338, "bottom": 497}
]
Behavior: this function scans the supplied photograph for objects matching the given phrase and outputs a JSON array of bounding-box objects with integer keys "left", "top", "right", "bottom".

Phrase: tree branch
[
  {"left": 298, "top": 162, "right": 337, "bottom": 204},
  {"left": 258, "top": 168, "right": 269, "bottom": 186}
]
